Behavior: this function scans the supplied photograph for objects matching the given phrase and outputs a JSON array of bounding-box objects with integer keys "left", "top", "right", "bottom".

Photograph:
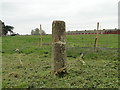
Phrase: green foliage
[
  {"left": 31, "top": 28, "right": 46, "bottom": 35},
  {"left": 2, "top": 35, "right": 119, "bottom": 88},
  {"left": 3, "top": 25, "right": 14, "bottom": 36}
]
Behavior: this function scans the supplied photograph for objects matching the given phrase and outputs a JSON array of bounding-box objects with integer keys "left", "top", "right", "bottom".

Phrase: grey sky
[{"left": 0, "top": 0, "right": 119, "bottom": 34}]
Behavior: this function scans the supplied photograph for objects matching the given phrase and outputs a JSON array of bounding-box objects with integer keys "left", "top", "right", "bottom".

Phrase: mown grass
[
  {"left": 2, "top": 34, "right": 118, "bottom": 54},
  {"left": 67, "top": 34, "right": 118, "bottom": 48},
  {"left": 2, "top": 34, "right": 119, "bottom": 88}
]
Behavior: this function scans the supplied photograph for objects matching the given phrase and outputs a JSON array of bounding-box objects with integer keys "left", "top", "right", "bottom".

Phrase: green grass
[
  {"left": 66, "top": 34, "right": 118, "bottom": 48},
  {"left": 2, "top": 34, "right": 119, "bottom": 88}
]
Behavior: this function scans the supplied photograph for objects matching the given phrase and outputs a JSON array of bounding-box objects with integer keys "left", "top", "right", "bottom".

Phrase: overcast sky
[{"left": 0, "top": 0, "right": 119, "bottom": 34}]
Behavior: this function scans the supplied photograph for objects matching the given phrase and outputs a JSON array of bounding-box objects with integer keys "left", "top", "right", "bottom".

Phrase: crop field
[{"left": 1, "top": 34, "right": 119, "bottom": 88}]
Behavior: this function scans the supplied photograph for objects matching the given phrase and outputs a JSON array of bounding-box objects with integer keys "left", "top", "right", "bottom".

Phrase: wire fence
[
  {"left": 41, "top": 34, "right": 118, "bottom": 49},
  {"left": 1, "top": 34, "right": 119, "bottom": 55},
  {"left": 66, "top": 34, "right": 118, "bottom": 49}
]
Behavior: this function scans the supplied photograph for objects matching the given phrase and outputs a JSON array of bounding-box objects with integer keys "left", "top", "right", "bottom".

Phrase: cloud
[{"left": 0, "top": 0, "right": 119, "bottom": 34}]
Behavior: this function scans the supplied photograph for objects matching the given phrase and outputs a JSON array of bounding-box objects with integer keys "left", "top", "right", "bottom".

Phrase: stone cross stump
[{"left": 52, "top": 20, "right": 67, "bottom": 76}]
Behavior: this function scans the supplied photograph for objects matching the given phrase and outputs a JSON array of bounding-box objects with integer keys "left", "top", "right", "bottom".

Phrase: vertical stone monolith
[{"left": 52, "top": 20, "right": 67, "bottom": 76}]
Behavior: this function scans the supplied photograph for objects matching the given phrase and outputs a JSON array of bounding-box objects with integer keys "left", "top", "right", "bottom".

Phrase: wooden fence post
[
  {"left": 40, "top": 24, "right": 42, "bottom": 48},
  {"left": 52, "top": 20, "right": 67, "bottom": 76},
  {"left": 94, "top": 22, "right": 99, "bottom": 51}
]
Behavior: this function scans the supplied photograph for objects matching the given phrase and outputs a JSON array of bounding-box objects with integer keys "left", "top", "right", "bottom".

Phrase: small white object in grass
[
  {"left": 80, "top": 60, "right": 86, "bottom": 65},
  {"left": 80, "top": 53, "right": 84, "bottom": 58},
  {"left": 78, "top": 53, "right": 86, "bottom": 65},
  {"left": 15, "top": 48, "right": 19, "bottom": 52}
]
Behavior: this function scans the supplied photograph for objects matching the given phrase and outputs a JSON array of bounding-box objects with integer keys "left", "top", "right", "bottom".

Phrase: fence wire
[
  {"left": 66, "top": 34, "right": 118, "bottom": 49},
  {"left": 2, "top": 34, "right": 118, "bottom": 55},
  {"left": 39, "top": 34, "right": 119, "bottom": 49}
]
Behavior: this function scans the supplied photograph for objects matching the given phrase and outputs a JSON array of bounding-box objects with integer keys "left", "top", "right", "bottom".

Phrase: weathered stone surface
[{"left": 52, "top": 20, "right": 67, "bottom": 75}]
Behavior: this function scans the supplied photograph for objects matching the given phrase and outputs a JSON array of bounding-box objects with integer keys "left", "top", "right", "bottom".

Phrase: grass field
[{"left": 1, "top": 34, "right": 119, "bottom": 88}]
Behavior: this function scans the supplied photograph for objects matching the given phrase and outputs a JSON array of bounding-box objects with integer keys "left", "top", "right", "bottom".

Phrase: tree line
[
  {"left": 0, "top": 20, "right": 14, "bottom": 36},
  {"left": 31, "top": 28, "right": 46, "bottom": 35}
]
